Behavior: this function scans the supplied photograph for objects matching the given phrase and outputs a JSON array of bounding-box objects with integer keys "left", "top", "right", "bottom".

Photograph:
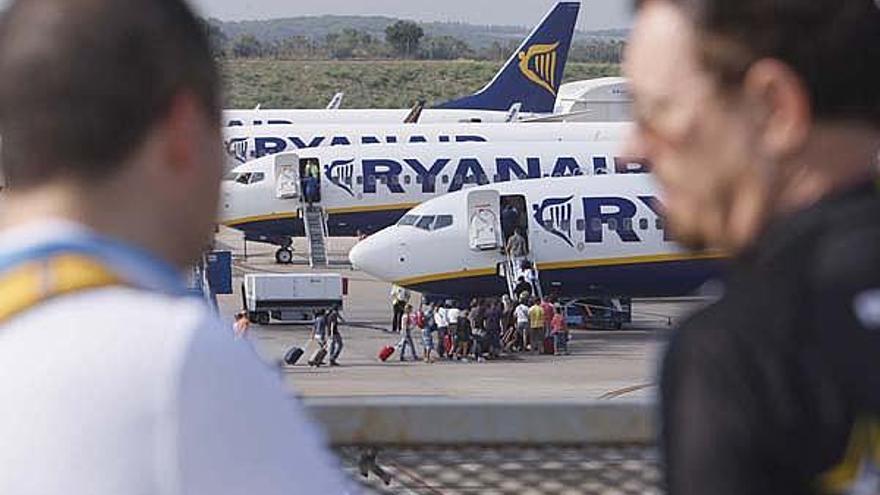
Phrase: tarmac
[{"left": 214, "top": 227, "right": 709, "bottom": 403}]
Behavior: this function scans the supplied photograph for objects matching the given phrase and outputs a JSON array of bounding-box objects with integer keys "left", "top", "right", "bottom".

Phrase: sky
[{"left": 188, "top": 0, "right": 634, "bottom": 31}]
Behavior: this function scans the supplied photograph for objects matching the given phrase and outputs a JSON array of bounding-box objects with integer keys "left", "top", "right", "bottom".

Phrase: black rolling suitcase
[
  {"left": 283, "top": 346, "right": 305, "bottom": 366},
  {"left": 309, "top": 346, "right": 328, "bottom": 367}
]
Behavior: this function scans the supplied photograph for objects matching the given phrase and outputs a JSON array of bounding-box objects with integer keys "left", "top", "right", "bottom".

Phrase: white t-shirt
[
  {"left": 434, "top": 306, "right": 448, "bottom": 328},
  {"left": 447, "top": 307, "right": 461, "bottom": 324},
  {"left": 515, "top": 304, "right": 530, "bottom": 324},
  {"left": 0, "top": 223, "right": 349, "bottom": 494}
]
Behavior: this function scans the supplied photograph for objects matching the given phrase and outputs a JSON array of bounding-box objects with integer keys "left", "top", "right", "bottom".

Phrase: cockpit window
[
  {"left": 416, "top": 215, "right": 436, "bottom": 231},
  {"left": 235, "top": 173, "right": 251, "bottom": 185},
  {"left": 433, "top": 215, "right": 453, "bottom": 230},
  {"left": 249, "top": 172, "right": 265, "bottom": 184},
  {"left": 398, "top": 215, "right": 418, "bottom": 226}
]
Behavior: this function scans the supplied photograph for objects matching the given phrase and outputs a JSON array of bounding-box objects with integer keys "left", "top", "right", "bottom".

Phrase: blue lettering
[
  {"left": 363, "top": 159, "right": 405, "bottom": 194},
  {"left": 582, "top": 197, "right": 641, "bottom": 243},
  {"left": 638, "top": 196, "right": 672, "bottom": 241},
  {"left": 552, "top": 157, "right": 583, "bottom": 177},
  {"left": 455, "top": 135, "right": 487, "bottom": 143},
  {"left": 288, "top": 136, "right": 325, "bottom": 149},
  {"left": 592, "top": 156, "right": 609, "bottom": 175},
  {"left": 448, "top": 158, "right": 489, "bottom": 192},
  {"left": 408, "top": 135, "right": 428, "bottom": 143},
  {"left": 267, "top": 120, "right": 292, "bottom": 125},
  {"left": 330, "top": 136, "right": 352, "bottom": 146},
  {"left": 254, "top": 137, "right": 287, "bottom": 158},
  {"left": 404, "top": 158, "right": 450, "bottom": 194},
  {"left": 227, "top": 120, "right": 244, "bottom": 127},
  {"left": 496, "top": 157, "right": 541, "bottom": 182},
  {"left": 361, "top": 135, "right": 381, "bottom": 145},
  {"left": 386, "top": 136, "right": 398, "bottom": 144}
]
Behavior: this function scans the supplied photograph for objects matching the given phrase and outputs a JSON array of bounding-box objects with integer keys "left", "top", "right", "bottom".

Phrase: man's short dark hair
[
  {"left": 637, "top": 0, "right": 880, "bottom": 127},
  {"left": 0, "top": 0, "right": 220, "bottom": 189}
]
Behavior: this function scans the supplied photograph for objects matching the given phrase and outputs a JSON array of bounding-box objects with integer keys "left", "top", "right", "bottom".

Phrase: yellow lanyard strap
[{"left": 0, "top": 254, "right": 123, "bottom": 324}]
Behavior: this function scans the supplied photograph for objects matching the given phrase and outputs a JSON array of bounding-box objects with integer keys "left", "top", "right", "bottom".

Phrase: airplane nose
[{"left": 349, "top": 231, "right": 394, "bottom": 279}]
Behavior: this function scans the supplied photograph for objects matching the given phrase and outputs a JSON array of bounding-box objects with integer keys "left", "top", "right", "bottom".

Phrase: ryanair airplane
[
  {"left": 223, "top": 2, "right": 581, "bottom": 126},
  {"left": 222, "top": 121, "right": 630, "bottom": 170},
  {"left": 219, "top": 140, "right": 649, "bottom": 263},
  {"left": 350, "top": 175, "right": 724, "bottom": 299}
]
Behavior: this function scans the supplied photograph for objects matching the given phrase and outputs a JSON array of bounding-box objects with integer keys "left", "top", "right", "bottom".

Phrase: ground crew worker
[
  {"left": 0, "top": 1, "right": 346, "bottom": 493},
  {"left": 626, "top": 0, "right": 880, "bottom": 493},
  {"left": 390, "top": 283, "right": 410, "bottom": 333}
]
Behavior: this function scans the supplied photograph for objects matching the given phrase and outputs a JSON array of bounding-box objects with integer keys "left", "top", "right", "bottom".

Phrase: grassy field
[{"left": 222, "top": 59, "right": 621, "bottom": 109}]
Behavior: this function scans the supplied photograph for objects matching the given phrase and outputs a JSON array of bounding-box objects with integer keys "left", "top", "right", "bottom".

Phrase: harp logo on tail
[
  {"left": 326, "top": 159, "right": 355, "bottom": 197},
  {"left": 518, "top": 42, "right": 561, "bottom": 96}
]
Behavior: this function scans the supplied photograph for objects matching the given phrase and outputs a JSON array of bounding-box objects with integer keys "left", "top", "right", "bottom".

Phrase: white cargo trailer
[{"left": 243, "top": 273, "right": 346, "bottom": 325}]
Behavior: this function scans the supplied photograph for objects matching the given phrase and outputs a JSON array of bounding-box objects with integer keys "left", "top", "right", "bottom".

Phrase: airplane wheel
[{"left": 275, "top": 248, "right": 293, "bottom": 264}]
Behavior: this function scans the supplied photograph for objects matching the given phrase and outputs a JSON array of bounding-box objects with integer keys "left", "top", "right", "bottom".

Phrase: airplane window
[
  {"left": 639, "top": 219, "right": 649, "bottom": 230},
  {"left": 433, "top": 215, "right": 453, "bottom": 230},
  {"left": 622, "top": 218, "right": 632, "bottom": 231},
  {"left": 576, "top": 219, "right": 585, "bottom": 231},
  {"left": 398, "top": 215, "right": 418, "bottom": 226},
  {"left": 591, "top": 218, "right": 602, "bottom": 231},
  {"left": 442, "top": 175, "right": 449, "bottom": 184},
  {"left": 249, "top": 172, "right": 265, "bottom": 184},
  {"left": 357, "top": 176, "right": 363, "bottom": 185},
  {"left": 656, "top": 218, "right": 665, "bottom": 230},
  {"left": 416, "top": 176, "right": 422, "bottom": 184},
  {"left": 235, "top": 173, "right": 251, "bottom": 185},
  {"left": 404, "top": 175, "right": 412, "bottom": 185},
  {"left": 608, "top": 219, "right": 618, "bottom": 231},
  {"left": 416, "top": 215, "right": 436, "bottom": 230}
]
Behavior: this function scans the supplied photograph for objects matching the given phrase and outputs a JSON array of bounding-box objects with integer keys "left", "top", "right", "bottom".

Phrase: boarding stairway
[
  {"left": 303, "top": 205, "right": 329, "bottom": 267},
  {"left": 503, "top": 251, "right": 543, "bottom": 301}
]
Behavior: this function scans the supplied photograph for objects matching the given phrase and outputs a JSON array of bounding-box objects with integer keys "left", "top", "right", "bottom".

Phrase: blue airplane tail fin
[{"left": 434, "top": 2, "right": 580, "bottom": 114}]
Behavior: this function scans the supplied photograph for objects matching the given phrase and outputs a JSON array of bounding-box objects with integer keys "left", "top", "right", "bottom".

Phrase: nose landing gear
[{"left": 275, "top": 247, "right": 294, "bottom": 264}]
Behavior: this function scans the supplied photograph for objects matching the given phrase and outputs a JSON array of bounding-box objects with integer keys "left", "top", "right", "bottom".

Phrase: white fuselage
[
  {"left": 219, "top": 140, "right": 650, "bottom": 244},
  {"left": 222, "top": 109, "right": 530, "bottom": 127},
  {"left": 349, "top": 174, "right": 724, "bottom": 298},
  {"left": 222, "top": 122, "right": 631, "bottom": 170}
]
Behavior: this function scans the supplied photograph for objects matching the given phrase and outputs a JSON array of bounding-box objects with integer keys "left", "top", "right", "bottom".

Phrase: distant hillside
[{"left": 213, "top": 15, "right": 628, "bottom": 50}]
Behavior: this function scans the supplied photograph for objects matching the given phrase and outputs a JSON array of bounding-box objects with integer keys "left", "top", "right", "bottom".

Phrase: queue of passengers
[{"left": 387, "top": 293, "right": 571, "bottom": 363}]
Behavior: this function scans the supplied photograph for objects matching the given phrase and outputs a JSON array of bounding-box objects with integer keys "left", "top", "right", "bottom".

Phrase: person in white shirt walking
[{"left": 0, "top": 1, "right": 347, "bottom": 493}]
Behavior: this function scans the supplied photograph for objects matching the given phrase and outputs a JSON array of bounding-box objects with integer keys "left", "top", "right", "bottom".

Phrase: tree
[
  {"left": 385, "top": 20, "right": 424, "bottom": 59},
  {"left": 419, "top": 36, "right": 474, "bottom": 60},
  {"left": 231, "top": 34, "right": 263, "bottom": 58},
  {"left": 199, "top": 18, "right": 228, "bottom": 57}
]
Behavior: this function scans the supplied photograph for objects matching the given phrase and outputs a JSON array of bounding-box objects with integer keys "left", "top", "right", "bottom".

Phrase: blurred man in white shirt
[{"left": 0, "top": 0, "right": 348, "bottom": 493}]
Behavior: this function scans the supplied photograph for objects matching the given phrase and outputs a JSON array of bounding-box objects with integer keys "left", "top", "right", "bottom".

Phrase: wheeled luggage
[{"left": 379, "top": 345, "right": 395, "bottom": 362}]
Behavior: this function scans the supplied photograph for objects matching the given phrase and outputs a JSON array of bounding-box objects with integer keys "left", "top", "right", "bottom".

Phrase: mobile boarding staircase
[{"left": 303, "top": 205, "right": 328, "bottom": 268}]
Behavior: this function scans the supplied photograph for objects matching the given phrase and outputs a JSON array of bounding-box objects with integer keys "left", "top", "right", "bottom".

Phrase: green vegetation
[{"left": 221, "top": 59, "right": 621, "bottom": 109}]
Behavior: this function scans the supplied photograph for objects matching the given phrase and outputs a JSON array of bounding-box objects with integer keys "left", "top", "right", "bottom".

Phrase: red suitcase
[
  {"left": 542, "top": 336, "right": 555, "bottom": 355},
  {"left": 379, "top": 345, "right": 395, "bottom": 362}
]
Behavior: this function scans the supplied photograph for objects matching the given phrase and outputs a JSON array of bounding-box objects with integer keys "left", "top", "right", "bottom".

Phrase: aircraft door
[
  {"left": 274, "top": 153, "right": 300, "bottom": 200},
  {"left": 467, "top": 190, "right": 501, "bottom": 251}
]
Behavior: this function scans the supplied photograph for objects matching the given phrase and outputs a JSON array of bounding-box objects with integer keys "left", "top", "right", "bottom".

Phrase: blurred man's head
[
  {"left": 625, "top": 0, "right": 880, "bottom": 252},
  {"left": 0, "top": 0, "right": 221, "bottom": 267}
]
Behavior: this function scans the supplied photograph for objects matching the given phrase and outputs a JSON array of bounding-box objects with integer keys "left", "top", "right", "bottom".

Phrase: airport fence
[{"left": 306, "top": 398, "right": 662, "bottom": 494}]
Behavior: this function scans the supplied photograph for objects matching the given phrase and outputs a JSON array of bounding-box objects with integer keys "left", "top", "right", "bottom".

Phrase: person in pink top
[
  {"left": 551, "top": 305, "right": 569, "bottom": 355},
  {"left": 541, "top": 297, "right": 555, "bottom": 338}
]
